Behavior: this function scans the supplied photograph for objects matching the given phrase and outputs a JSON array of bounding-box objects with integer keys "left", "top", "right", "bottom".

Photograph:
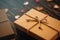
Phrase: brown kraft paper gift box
[
  {"left": 14, "top": 9, "right": 60, "bottom": 40},
  {"left": 0, "top": 10, "right": 15, "bottom": 39}
]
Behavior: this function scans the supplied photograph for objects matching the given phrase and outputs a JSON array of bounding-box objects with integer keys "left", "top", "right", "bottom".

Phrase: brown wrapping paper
[
  {"left": 30, "top": 24, "right": 58, "bottom": 40},
  {"left": 0, "top": 12, "right": 8, "bottom": 22},
  {"left": 14, "top": 9, "right": 60, "bottom": 40},
  {"left": 0, "top": 21, "right": 15, "bottom": 38},
  {"left": 0, "top": 11, "right": 15, "bottom": 38}
]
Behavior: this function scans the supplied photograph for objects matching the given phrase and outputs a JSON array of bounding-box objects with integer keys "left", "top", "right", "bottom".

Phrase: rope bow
[{"left": 26, "top": 13, "right": 48, "bottom": 30}]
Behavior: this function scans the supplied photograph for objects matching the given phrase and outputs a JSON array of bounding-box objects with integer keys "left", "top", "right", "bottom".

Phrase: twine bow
[{"left": 26, "top": 14, "right": 48, "bottom": 30}]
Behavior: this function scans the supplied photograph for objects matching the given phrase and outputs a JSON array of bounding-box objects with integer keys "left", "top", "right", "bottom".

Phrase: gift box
[
  {"left": 0, "top": 10, "right": 15, "bottom": 39},
  {"left": 0, "top": 11, "right": 8, "bottom": 22},
  {"left": 14, "top": 9, "right": 60, "bottom": 40},
  {"left": 0, "top": 21, "right": 14, "bottom": 37}
]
